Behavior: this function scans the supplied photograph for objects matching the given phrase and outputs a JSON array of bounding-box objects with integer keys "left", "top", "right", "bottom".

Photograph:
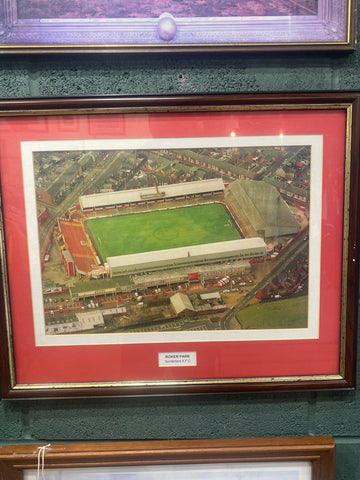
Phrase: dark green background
[{"left": 1, "top": 4, "right": 360, "bottom": 479}]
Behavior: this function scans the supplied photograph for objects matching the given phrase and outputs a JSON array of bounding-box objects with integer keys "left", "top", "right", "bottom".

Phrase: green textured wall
[{"left": 1, "top": 5, "right": 360, "bottom": 480}]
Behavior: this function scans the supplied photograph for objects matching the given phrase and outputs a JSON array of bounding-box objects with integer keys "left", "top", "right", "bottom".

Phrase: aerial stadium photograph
[{"left": 25, "top": 135, "right": 316, "bottom": 343}]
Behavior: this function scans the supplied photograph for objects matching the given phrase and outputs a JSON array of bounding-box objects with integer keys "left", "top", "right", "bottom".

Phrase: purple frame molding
[{"left": 0, "top": 0, "right": 355, "bottom": 53}]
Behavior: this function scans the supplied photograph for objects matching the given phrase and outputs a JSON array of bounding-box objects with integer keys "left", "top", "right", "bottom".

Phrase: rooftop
[{"left": 79, "top": 178, "right": 225, "bottom": 209}]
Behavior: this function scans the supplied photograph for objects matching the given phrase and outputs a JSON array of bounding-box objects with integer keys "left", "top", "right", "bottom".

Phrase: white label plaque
[{"left": 159, "top": 351, "right": 197, "bottom": 367}]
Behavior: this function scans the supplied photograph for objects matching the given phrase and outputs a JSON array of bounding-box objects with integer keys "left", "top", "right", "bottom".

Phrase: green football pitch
[{"left": 86, "top": 203, "right": 242, "bottom": 260}]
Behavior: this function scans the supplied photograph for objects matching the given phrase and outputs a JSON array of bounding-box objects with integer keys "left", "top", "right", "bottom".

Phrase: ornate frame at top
[{"left": 0, "top": 0, "right": 356, "bottom": 53}]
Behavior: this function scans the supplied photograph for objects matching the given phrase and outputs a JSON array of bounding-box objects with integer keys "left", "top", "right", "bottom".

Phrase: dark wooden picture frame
[
  {"left": 0, "top": 437, "right": 336, "bottom": 479},
  {"left": 0, "top": 0, "right": 356, "bottom": 53},
  {"left": 0, "top": 92, "right": 358, "bottom": 399}
]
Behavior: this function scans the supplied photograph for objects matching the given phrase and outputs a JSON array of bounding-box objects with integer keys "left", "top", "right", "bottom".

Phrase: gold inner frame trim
[{"left": 13, "top": 374, "right": 345, "bottom": 391}]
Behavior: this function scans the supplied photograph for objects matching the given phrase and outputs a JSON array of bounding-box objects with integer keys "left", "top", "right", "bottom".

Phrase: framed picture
[
  {"left": 0, "top": 0, "right": 356, "bottom": 52},
  {"left": 0, "top": 93, "right": 358, "bottom": 398},
  {"left": 0, "top": 436, "right": 336, "bottom": 479}
]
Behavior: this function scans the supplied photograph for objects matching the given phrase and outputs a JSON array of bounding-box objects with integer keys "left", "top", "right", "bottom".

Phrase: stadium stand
[
  {"left": 108, "top": 238, "right": 266, "bottom": 277},
  {"left": 79, "top": 178, "right": 225, "bottom": 211},
  {"left": 58, "top": 219, "right": 99, "bottom": 276},
  {"left": 224, "top": 179, "right": 299, "bottom": 238}
]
